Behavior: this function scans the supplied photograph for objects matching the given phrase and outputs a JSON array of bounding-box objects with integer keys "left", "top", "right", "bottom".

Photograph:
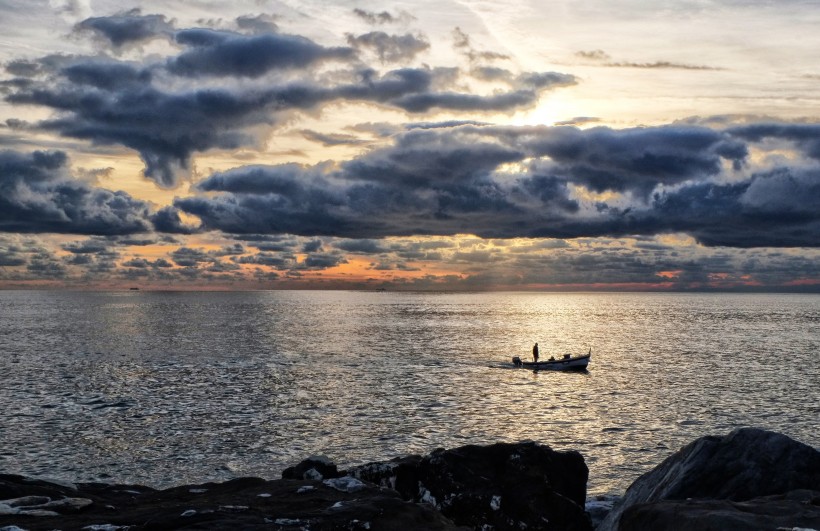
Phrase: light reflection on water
[{"left": 0, "top": 290, "right": 817, "bottom": 496}]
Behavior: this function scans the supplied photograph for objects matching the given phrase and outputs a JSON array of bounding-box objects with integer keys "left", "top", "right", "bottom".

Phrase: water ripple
[{"left": 0, "top": 291, "right": 817, "bottom": 496}]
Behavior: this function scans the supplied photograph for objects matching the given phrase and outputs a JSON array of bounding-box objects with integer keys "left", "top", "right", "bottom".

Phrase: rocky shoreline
[{"left": 1, "top": 427, "right": 818, "bottom": 530}]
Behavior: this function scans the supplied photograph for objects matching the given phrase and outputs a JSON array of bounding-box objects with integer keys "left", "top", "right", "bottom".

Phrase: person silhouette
[{"left": 532, "top": 342, "right": 539, "bottom": 362}]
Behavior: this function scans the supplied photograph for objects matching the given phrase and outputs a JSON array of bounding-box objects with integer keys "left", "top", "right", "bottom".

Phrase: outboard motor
[{"left": 512, "top": 356, "right": 522, "bottom": 367}]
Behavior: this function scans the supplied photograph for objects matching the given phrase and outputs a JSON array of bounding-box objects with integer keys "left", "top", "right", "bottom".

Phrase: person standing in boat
[{"left": 532, "top": 342, "right": 539, "bottom": 362}]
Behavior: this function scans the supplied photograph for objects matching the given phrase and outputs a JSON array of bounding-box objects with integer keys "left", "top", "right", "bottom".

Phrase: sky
[{"left": 0, "top": 0, "right": 818, "bottom": 291}]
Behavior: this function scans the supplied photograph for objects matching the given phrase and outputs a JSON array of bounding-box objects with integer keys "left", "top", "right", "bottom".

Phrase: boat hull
[{"left": 512, "top": 354, "right": 590, "bottom": 371}]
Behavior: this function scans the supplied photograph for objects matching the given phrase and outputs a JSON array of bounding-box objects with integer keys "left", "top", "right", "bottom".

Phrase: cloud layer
[
  {"left": 3, "top": 10, "right": 575, "bottom": 188},
  {"left": 0, "top": 5, "right": 818, "bottom": 290},
  {"left": 173, "top": 123, "right": 818, "bottom": 248}
]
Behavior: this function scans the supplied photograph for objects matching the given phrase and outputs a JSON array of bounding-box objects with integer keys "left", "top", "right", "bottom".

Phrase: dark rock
[
  {"left": 349, "top": 441, "right": 592, "bottom": 531},
  {"left": 619, "top": 489, "right": 820, "bottom": 531},
  {"left": 585, "top": 495, "right": 619, "bottom": 529},
  {"left": 0, "top": 474, "right": 464, "bottom": 530},
  {"left": 598, "top": 428, "right": 820, "bottom": 531},
  {"left": 347, "top": 454, "right": 423, "bottom": 495},
  {"left": 281, "top": 455, "right": 341, "bottom": 480}
]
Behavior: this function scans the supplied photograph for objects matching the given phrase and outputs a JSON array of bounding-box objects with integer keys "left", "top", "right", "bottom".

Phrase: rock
[
  {"left": 348, "top": 454, "right": 423, "bottom": 493},
  {"left": 598, "top": 428, "right": 820, "bottom": 531},
  {"left": 0, "top": 493, "right": 94, "bottom": 517},
  {"left": 585, "top": 495, "right": 619, "bottom": 529},
  {"left": 619, "top": 489, "right": 820, "bottom": 531},
  {"left": 281, "top": 455, "right": 340, "bottom": 480},
  {"left": 0, "top": 474, "right": 463, "bottom": 530},
  {"left": 323, "top": 476, "right": 367, "bottom": 493},
  {"left": 349, "top": 441, "right": 592, "bottom": 531}
]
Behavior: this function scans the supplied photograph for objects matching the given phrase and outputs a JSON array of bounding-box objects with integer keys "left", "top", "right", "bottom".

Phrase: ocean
[{"left": 0, "top": 290, "right": 817, "bottom": 497}]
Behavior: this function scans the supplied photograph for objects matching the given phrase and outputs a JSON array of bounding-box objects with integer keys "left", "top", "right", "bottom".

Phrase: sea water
[{"left": 0, "top": 290, "right": 817, "bottom": 496}]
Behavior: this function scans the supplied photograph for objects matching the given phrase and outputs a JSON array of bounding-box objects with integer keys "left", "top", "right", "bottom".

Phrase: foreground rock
[
  {"left": 0, "top": 441, "right": 588, "bottom": 530},
  {"left": 0, "top": 474, "right": 462, "bottom": 530},
  {"left": 6, "top": 429, "right": 815, "bottom": 530},
  {"left": 348, "top": 442, "right": 592, "bottom": 531},
  {"left": 598, "top": 427, "right": 820, "bottom": 531},
  {"left": 619, "top": 490, "right": 820, "bottom": 531}
]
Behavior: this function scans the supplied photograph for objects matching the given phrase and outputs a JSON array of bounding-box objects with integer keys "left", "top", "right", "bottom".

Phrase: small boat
[{"left": 510, "top": 349, "right": 591, "bottom": 371}]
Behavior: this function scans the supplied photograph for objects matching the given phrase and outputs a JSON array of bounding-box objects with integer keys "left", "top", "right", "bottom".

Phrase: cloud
[
  {"left": 8, "top": 73, "right": 272, "bottom": 187},
  {"left": 295, "top": 252, "right": 348, "bottom": 270},
  {"left": 334, "top": 239, "right": 390, "bottom": 254},
  {"left": 235, "top": 14, "right": 279, "bottom": 34},
  {"left": 168, "top": 29, "right": 355, "bottom": 78},
  {"left": 554, "top": 116, "right": 600, "bottom": 126},
  {"left": 728, "top": 122, "right": 820, "bottom": 161},
  {"left": 235, "top": 252, "right": 294, "bottom": 268},
  {"left": 74, "top": 9, "right": 174, "bottom": 48},
  {"left": 516, "top": 124, "right": 748, "bottom": 197},
  {"left": 0, "top": 149, "right": 153, "bottom": 235},
  {"left": 150, "top": 206, "right": 200, "bottom": 234},
  {"left": 301, "top": 130, "right": 368, "bottom": 146},
  {"left": 171, "top": 123, "right": 820, "bottom": 247},
  {"left": 346, "top": 32, "right": 429, "bottom": 62},
  {"left": 452, "top": 27, "right": 510, "bottom": 63},
  {"left": 26, "top": 251, "right": 67, "bottom": 279},
  {"left": 576, "top": 49, "right": 611, "bottom": 61},
  {"left": 603, "top": 60, "right": 723, "bottom": 71},
  {"left": 170, "top": 246, "right": 213, "bottom": 267},
  {"left": 352, "top": 9, "right": 413, "bottom": 25},
  {"left": 4, "top": 18, "right": 575, "bottom": 188},
  {"left": 61, "top": 236, "right": 116, "bottom": 255},
  {"left": 574, "top": 49, "right": 721, "bottom": 70}
]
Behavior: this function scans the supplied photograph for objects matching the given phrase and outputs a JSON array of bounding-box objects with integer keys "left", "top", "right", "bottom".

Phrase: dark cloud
[
  {"left": 405, "top": 120, "right": 490, "bottom": 130},
  {"left": 353, "top": 9, "right": 413, "bottom": 25},
  {"left": 0, "top": 149, "right": 153, "bottom": 235},
  {"left": 5, "top": 22, "right": 574, "bottom": 188},
  {"left": 9, "top": 82, "right": 272, "bottom": 187},
  {"left": 26, "top": 251, "right": 67, "bottom": 278},
  {"left": 301, "top": 130, "right": 368, "bottom": 146},
  {"left": 604, "top": 61, "right": 723, "bottom": 70},
  {"left": 172, "top": 123, "right": 819, "bottom": 247},
  {"left": 574, "top": 49, "right": 721, "bottom": 70},
  {"left": 121, "top": 258, "right": 152, "bottom": 268},
  {"left": 452, "top": 27, "right": 510, "bottom": 63},
  {"left": 334, "top": 239, "right": 390, "bottom": 254},
  {"left": 62, "top": 237, "right": 116, "bottom": 254},
  {"left": 168, "top": 29, "right": 355, "bottom": 78},
  {"left": 576, "top": 49, "right": 611, "bottom": 61},
  {"left": 302, "top": 239, "right": 323, "bottom": 253},
  {"left": 114, "top": 236, "right": 160, "bottom": 246},
  {"left": 554, "top": 116, "right": 600, "bottom": 126},
  {"left": 170, "top": 247, "right": 213, "bottom": 267},
  {"left": 471, "top": 66, "right": 514, "bottom": 82},
  {"left": 213, "top": 243, "right": 246, "bottom": 256},
  {"left": 728, "top": 122, "right": 820, "bottom": 161},
  {"left": 652, "top": 167, "right": 820, "bottom": 247},
  {"left": 346, "top": 32, "right": 429, "bottom": 62},
  {"left": 235, "top": 252, "right": 294, "bottom": 268},
  {"left": 517, "top": 174, "right": 579, "bottom": 213},
  {"left": 296, "top": 252, "right": 348, "bottom": 270},
  {"left": 231, "top": 234, "right": 300, "bottom": 252},
  {"left": 235, "top": 14, "right": 278, "bottom": 34},
  {"left": 62, "top": 60, "right": 153, "bottom": 90},
  {"left": 151, "top": 206, "right": 200, "bottom": 234},
  {"left": 5, "top": 60, "right": 43, "bottom": 77},
  {"left": 384, "top": 76, "right": 575, "bottom": 113},
  {"left": 517, "top": 124, "right": 748, "bottom": 197},
  {"left": 74, "top": 9, "right": 174, "bottom": 48},
  {"left": 0, "top": 250, "right": 26, "bottom": 266}
]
